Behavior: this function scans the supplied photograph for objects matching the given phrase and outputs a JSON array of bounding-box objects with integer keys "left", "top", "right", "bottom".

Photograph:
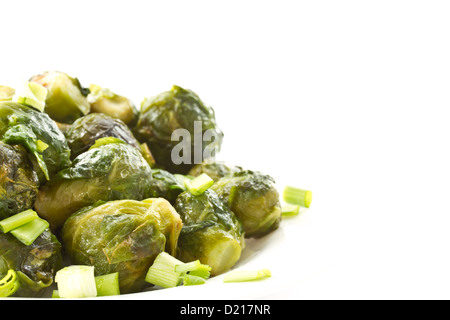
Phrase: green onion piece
[
  {"left": 223, "top": 269, "right": 272, "bottom": 283},
  {"left": 52, "top": 290, "right": 60, "bottom": 298},
  {"left": 14, "top": 81, "right": 48, "bottom": 112},
  {"left": 95, "top": 272, "right": 120, "bottom": 296},
  {"left": 283, "top": 186, "right": 313, "bottom": 208},
  {"left": 184, "top": 173, "right": 214, "bottom": 196},
  {"left": 0, "top": 270, "right": 20, "bottom": 297},
  {"left": 174, "top": 260, "right": 201, "bottom": 273},
  {"left": 89, "top": 137, "right": 125, "bottom": 150},
  {"left": 0, "top": 209, "right": 39, "bottom": 233},
  {"left": 10, "top": 218, "right": 49, "bottom": 246},
  {"left": 145, "top": 252, "right": 183, "bottom": 288},
  {"left": 182, "top": 274, "right": 206, "bottom": 286},
  {"left": 174, "top": 260, "right": 212, "bottom": 279},
  {"left": 55, "top": 265, "right": 97, "bottom": 298},
  {"left": 0, "top": 86, "right": 15, "bottom": 101},
  {"left": 281, "top": 204, "right": 301, "bottom": 217}
]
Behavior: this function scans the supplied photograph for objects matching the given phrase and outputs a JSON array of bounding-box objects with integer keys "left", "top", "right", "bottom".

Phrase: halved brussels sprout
[
  {"left": 211, "top": 170, "right": 282, "bottom": 238},
  {"left": 134, "top": 85, "right": 223, "bottom": 174},
  {"left": 188, "top": 159, "right": 243, "bottom": 182},
  {"left": 175, "top": 189, "right": 245, "bottom": 276},
  {"left": 65, "top": 113, "right": 141, "bottom": 159},
  {"left": 30, "top": 71, "right": 90, "bottom": 124},
  {"left": 34, "top": 140, "right": 153, "bottom": 232},
  {"left": 0, "top": 102, "right": 71, "bottom": 182},
  {"left": 62, "top": 198, "right": 183, "bottom": 293},
  {"left": 0, "top": 143, "right": 39, "bottom": 220},
  {"left": 88, "top": 84, "right": 139, "bottom": 126},
  {"left": 0, "top": 229, "right": 62, "bottom": 297}
]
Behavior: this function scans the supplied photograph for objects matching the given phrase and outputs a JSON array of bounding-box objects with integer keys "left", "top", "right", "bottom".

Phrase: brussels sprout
[
  {"left": 211, "top": 170, "right": 282, "bottom": 239},
  {"left": 147, "top": 169, "right": 185, "bottom": 205},
  {"left": 134, "top": 85, "right": 223, "bottom": 174},
  {"left": 0, "top": 229, "right": 62, "bottom": 297},
  {"left": 65, "top": 113, "right": 141, "bottom": 159},
  {"left": 29, "top": 71, "right": 90, "bottom": 124},
  {"left": 188, "top": 159, "right": 243, "bottom": 182},
  {"left": 88, "top": 84, "right": 139, "bottom": 126},
  {"left": 34, "top": 140, "right": 153, "bottom": 231},
  {"left": 62, "top": 198, "right": 183, "bottom": 293},
  {"left": 0, "top": 86, "right": 15, "bottom": 101},
  {"left": 0, "top": 143, "right": 39, "bottom": 220},
  {"left": 0, "top": 102, "right": 71, "bottom": 182},
  {"left": 175, "top": 189, "right": 245, "bottom": 276}
]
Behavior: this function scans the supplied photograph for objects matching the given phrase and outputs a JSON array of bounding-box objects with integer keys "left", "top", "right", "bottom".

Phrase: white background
[{"left": 1, "top": 1, "right": 450, "bottom": 300}]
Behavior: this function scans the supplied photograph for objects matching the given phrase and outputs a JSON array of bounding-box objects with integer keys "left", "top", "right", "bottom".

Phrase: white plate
[{"left": 98, "top": 204, "right": 328, "bottom": 300}]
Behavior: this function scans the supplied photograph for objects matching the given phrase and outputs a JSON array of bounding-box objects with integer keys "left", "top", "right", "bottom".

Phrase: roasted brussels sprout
[
  {"left": 134, "top": 85, "right": 223, "bottom": 174},
  {"left": 34, "top": 140, "right": 153, "bottom": 231},
  {"left": 65, "top": 113, "right": 141, "bottom": 159},
  {"left": 211, "top": 170, "right": 282, "bottom": 238},
  {"left": 0, "top": 229, "right": 62, "bottom": 297},
  {"left": 146, "top": 169, "right": 185, "bottom": 205},
  {"left": 188, "top": 159, "right": 243, "bottom": 182},
  {"left": 62, "top": 198, "right": 183, "bottom": 293},
  {"left": 0, "top": 143, "right": 39, "bottom": 220},
  {"left": 30, "top": 71, "right": 90, "bottom": 124},
  {"left": 0, "top": 102, "right": 71, "bottom": 182},
  {"left": 175, "top": 189, "right": 245, "bottom": 276},
  {"left": 88, "top": 84, "right": 139, "bottom": 126}
]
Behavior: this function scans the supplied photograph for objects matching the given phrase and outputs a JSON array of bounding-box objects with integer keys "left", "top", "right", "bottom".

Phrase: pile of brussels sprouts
[{"left": 0, "top": 71, "right": 311, "bottom": 298}]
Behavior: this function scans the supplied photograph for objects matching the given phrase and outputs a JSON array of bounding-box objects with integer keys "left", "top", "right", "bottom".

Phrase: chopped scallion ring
[
  {"left": 14, "top": 81, "right": 48, "bottom": 112},
  {"left": 55, "top": 265, "right": 97, "bottom": 298},
  {"left": 283, "top": 186, "right": 313, "bottom": 208},
  {"left": 223, "top": 269, "right": 271, "bottom": 283},
  {"left": 281, "top": 204, "right": 301, "bottom": 217},
  {"left": 10, "top": 218, "right": 49, "bottom": 246},
  {"left": 95, "top": 272, "right": 120, "bottom": 296},
  {"left": 184, "top": 173, "right": 214, "bottom": 195},
  {"left": 0, "top": 270, "right": 20, "bottom": 297},
  {"left": 0, "top": 209, "right": 39, "bottom": 233},
  {"left": 183, "top": 274, "right": 206, "bottom": 286},
  {"left": 145, "top": 252, "right": 183, "bottom": 288}
]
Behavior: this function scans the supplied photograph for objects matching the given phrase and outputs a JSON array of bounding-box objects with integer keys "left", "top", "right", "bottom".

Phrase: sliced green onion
[
  {"left": 0, "top": 270, "right": 20, "bottom": 297},
  {"left": 223, "top": 269, "right": 271, "bottom": 283},
  {"left": 283, "top": 186, "right": 313, "bottom": 208},
  {"left": 182, "top": 274, "right": 206, "bottom": 286},
  {"left": 175, "top": 260, "right": 211, "bottom": 279},
  {"left": 184, "top": 173, "right": 214, "bottom": 196},
  {"left": 174, "top": 260, "right": 201, "bottom": 273},
  {"left": 10, "top": 218, "right": 49, "bottom": 246},
  {"left": 14, "top": 81, "right": 48, "bottom": 112},
  {"left": 55, "top": 265, "right": 97, "bottom": 298},
  {"left": 95, "top": 272, "right": 120, "bottom": 296},
  {"left": 0, "top": 209, "right": 39, "bottom": 233},
  {"left": 0, "top": 86, "right": 15, "bottom": 101},
  {"left": 281, "top": 204, "right": 301, "bottom": 217},
  {"left": 145, "top": 252, "right": 183, "bottom": 288}
]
